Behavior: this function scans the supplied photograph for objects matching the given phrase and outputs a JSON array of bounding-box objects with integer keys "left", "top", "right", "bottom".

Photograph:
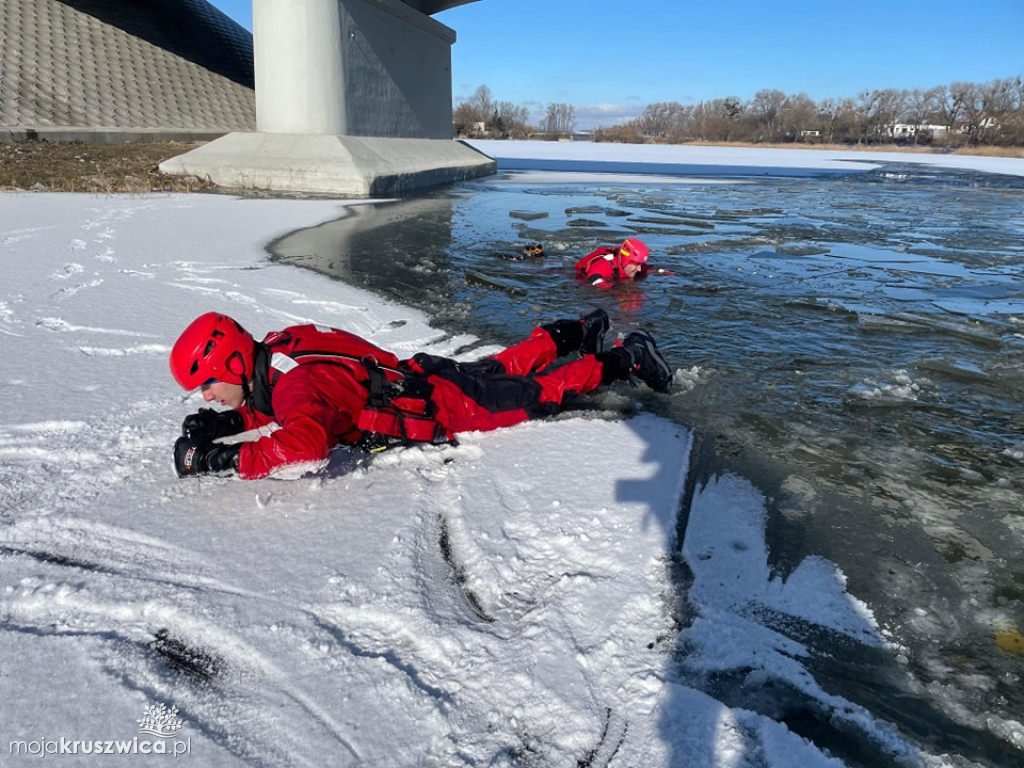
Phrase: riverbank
[
  {"left": 2, "top": 137, "right": 1023, "bottom": 194},
  {"left": 0, "top": 140, "right": 214, "bottom": 192}
]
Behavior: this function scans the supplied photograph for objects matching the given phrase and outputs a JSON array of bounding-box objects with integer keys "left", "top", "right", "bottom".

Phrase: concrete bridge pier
[{"left": 160, "top": 0, "right": 495, "bottom": 196}]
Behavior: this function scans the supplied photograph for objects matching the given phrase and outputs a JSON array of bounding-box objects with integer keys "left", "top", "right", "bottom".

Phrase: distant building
[{"left": 891, "top": 123, "right": 950, "bottom": 141}]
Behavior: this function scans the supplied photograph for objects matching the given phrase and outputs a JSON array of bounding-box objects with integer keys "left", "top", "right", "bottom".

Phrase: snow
[
  {"left": 0, "top": 159, "right": 992, "bottom": 766},
  {"left": 467, "top": 139, "right": 1024, "bottom": 179}
]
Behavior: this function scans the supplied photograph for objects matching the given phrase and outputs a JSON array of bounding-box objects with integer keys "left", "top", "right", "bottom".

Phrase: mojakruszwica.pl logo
[{"left": 8, "top": 701, "right": 192, "bottom": 759}]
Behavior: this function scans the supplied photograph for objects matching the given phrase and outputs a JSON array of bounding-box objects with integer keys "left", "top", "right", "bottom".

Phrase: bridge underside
[
  {"left": 160, "top": 0, "right": 494, "bottom": 195},
  {"left": 401, "top": 0, "right": 479, "bottom": 14},
  {"left": 0, "top": 0, "right": 256, "bottom": 141},
  {"left": 1, "top": 0, "right": 493, "bottom": 195}
]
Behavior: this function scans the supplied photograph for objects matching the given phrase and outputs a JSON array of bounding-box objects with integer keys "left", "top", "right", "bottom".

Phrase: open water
[{"left": 272, "top": 157, "right": 1024, "bottom": 767}]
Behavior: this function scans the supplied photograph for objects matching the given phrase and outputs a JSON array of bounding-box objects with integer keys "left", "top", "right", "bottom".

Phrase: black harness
[{"left": 249, "top": 339, "right": 454, "bottom": 452}]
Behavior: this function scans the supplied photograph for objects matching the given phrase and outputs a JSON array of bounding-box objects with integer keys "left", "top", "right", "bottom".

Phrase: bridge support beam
[{"left": 160, "top": 0, "right": 494, "bottom": 196}]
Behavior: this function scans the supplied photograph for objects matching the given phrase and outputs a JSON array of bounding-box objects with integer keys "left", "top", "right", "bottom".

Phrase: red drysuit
[
  {"left": 574, "top": 246, "right": 649, "bottom": 288},
  {"left": 232, "top": 324, "right": 605, "bottom": 479}
]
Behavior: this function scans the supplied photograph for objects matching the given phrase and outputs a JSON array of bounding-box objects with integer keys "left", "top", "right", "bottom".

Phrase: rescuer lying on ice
[{"left": 169, "top": 309, "right": 673, "bottom": 480}]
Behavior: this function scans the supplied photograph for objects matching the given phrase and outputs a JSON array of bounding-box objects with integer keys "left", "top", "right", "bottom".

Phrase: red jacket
[
  {"left": 235, "top": 325, "right": 399, "bottom": 479},
  {"left": 574, "top": 246, "right": 648, "bottom": 288}
]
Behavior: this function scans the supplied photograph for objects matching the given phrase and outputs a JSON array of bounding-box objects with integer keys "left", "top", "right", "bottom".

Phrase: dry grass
[
  {"left": 947, "top": 144, "right": 1024, "bottom": 158},
  {"left": 0, "top": 140, "right": 216, "bottom": 193}
]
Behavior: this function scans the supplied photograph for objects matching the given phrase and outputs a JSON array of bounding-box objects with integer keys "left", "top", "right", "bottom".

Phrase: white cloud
[{"left": 573, "top": 102, "right": 645, "bottom": 130}]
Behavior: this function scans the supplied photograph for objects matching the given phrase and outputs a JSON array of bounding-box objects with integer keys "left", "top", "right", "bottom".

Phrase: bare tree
[
  {"left": 1000, "top": 76, "right": 1024, "bottom": 145},
  {"left": 694, "top": 98, "right": 743, "bottom": 142},
  {"left": 493, "top": 101, "right": 531, "bottom": 139},
  {"left": 855, "top": 89, "right": 909, "bottom": 142},
  {"left": 543, "top": 103, "right": 576, "bottom": 137},
  {"left": 453, "top": 85, "right": 495, "bottom": 136},
  {"left": 904, "top": 87, "right": 941, "bottom": 144},
  {"left": 878, "top": 88, "right": 909, "bottom": 139},
  {"left": 667, "top": 103, "right": 696, "bottom": 142},
  {"left": 466, "top": 85, "right": 494, "bottom": 124},
  {"left": 781, "top": 93, "right": 818, "bottom": 142},
  {"left": 980, "top": 77, "right": 1018, "bottom": 145},
  {"left": 935, "top": 83, "right": 970, "bottom": 146},
  {"left": 452, "top": 101, "right": 477, "bottom": 137},
  {"left": 594, "top": 122, "right": 645, "bottom": 143},
  {"left": 637, "top": 102, "right": 686, "bottom": 141},
  {"left": 751, "top": 89, "right": 786, "bottom": 142},
  {"left": 818, "top": 98, "right": 844, "bottom": 144},
  {"left": 956, "top": 81, "right": 988, "bottom": 145},
  {"left": 854, "top": 90, "right": 885, "bottom": 143}
]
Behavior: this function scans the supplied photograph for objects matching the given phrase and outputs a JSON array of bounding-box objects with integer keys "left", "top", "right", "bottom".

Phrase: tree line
[
  {"left": 454, "top": 76, "right": 1024, "bottom": 147},
  {"left": 453, "top": 85, "right": 575, "bottom": 139}
]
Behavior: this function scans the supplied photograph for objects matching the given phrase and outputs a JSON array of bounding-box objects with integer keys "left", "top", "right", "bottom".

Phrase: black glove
[
  {"left": 181, "top": 408, "right": 244, "bottom": 443},
  {"left": 174, "top": 436, "right": 241, "bottom": 477}
]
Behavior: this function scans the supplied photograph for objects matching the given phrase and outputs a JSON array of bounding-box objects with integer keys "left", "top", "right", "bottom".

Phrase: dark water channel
[{"left": 272, "top": 162, "right": 1024, "bottom": 766}]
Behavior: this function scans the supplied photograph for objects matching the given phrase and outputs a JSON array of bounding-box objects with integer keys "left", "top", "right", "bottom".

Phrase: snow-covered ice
[
  {"left": 0, "top": 163, "right": 999, "bottom": 765},
  {"left": 467, "top": 139, "right": 1024, "bottom": 179}
]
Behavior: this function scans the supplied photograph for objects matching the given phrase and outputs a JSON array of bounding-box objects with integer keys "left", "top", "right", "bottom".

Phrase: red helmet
[
  {"left": 169, "top": 312, "right": 255, "bottom": 390},
  {"left": 617, "top": 238, "right": 649, "bottom": 268}
]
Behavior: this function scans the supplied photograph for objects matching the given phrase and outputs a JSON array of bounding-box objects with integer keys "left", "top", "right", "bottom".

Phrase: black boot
[
  {"left": 597, "top": 333, "right": 673, "bottom": 392},
  {"left": 542, "top": 309, "right": 609, "bottom": 357},
  {"left": 597, "top": 347, "right": 633, "bottom": 384},
  {"left": 620, "top": 331, "right": 673, "bottom": 393},
  {"left": 579, "top": 308, "right": 609, "bottom": 355}
]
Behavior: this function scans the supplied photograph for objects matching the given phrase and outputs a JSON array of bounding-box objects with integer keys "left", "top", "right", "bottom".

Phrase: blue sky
[{"left": 209, "top": 0, "right": 1022, "bottom": 129}]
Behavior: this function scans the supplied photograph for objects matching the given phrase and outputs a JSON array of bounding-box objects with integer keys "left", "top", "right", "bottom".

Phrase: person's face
[
  {"left": 623, "top": 262, "right": 643, "bottom": 278},
  {"left": 202, "top": 380, "right": 244, "bottom": 408}
]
